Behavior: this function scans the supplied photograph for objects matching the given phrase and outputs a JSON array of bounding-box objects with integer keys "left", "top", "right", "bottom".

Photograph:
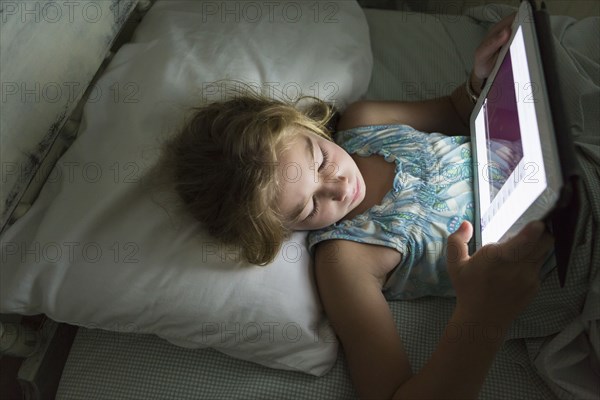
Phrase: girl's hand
[
  {"left": 446, "top": 220, "right": 554, "bottom": 330},
  {"left": 470, "top": 12, "right": 516, "bottom": 94}
]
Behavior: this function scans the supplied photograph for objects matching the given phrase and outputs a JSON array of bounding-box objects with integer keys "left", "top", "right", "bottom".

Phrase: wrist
[
  {"left": 451, "top": 306, "right": 510, "bottom": 345},
  {"left": 465, "top": 72, "right": 482, "bottom": 104},
  {"left": 449, "top": 84, "right": 472, "bottom": 131}
]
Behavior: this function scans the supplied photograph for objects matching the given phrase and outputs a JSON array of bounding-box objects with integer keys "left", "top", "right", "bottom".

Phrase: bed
[{"left": 1, "top": 1, "right": 598, "bottom": 399}]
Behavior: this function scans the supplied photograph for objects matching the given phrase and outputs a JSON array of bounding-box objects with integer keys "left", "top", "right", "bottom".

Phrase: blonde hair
[{"left": 156, "top": 81, "right": 338, "bottom": 265}]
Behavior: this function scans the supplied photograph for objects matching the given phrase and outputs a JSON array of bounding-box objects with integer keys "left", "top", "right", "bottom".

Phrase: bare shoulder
[
  {"left": 314, "top": 239, "right": 401, "bottom": 285},
  {"left": 313, "top": 239, "right": 410, "bottom": 399}
]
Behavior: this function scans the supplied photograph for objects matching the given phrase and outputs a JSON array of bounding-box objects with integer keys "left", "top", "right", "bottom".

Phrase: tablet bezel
[{"left": 470, "top": 0, "right": 564, "bottom": 249}]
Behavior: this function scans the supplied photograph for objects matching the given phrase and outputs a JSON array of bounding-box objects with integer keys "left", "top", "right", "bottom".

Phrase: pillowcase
[{"left": 0, "top": 0, "right": 372, "bottom": 376}]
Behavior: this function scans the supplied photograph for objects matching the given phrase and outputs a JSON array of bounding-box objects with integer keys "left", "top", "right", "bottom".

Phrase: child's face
[{"left": 277, "top": 130, "right": 365, "bottom": 231}]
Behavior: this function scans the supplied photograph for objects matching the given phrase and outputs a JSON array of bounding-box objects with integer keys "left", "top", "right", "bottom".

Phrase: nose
[{"left": 324, "top": 176, "right": 352, "bottom": 202}]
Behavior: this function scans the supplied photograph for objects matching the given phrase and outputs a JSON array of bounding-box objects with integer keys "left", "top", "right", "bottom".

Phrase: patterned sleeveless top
[{"left": 307, "top": 124, "right": 475, "bottom": 300}]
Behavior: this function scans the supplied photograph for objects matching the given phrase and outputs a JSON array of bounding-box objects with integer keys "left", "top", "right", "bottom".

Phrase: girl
[{"left": 160, "top": 13, "right": 554, "bottom": 399}]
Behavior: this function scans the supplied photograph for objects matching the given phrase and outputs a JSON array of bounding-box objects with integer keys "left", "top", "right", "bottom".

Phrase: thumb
[{"left": 447, "top": 221, "right": 473, "bottom": 266}]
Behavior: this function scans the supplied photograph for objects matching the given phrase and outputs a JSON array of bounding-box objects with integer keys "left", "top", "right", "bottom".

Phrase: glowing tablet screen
[{"left": 474, "top": 26, "right": 548, "bottom": 245}]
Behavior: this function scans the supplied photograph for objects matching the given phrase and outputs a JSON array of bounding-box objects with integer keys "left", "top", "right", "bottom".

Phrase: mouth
[{"left": 352, "top": 179, "right": 361, "bottom": 205}]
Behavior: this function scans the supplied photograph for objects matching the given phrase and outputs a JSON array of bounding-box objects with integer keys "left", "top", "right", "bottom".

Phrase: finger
[
  {"left": 447, "top": 221, "right": 473, "bottom": 266},
  {"left": 473, "top": 31, "right": 511, "bottom": 82},
  {"left": 528, "top": 230, "right": 555, "bottom": 264},
  {"left": 488, "top": 12, "right": 516, "bottom": 37},
  {"left": 474, "top": 13, "right": 516, "bottom": 76},
  {"left": 477, "top": 27, "right": 511, "bottom": 63},
  {"left": 519, "top": 240, "right": 554, "bottom": 275},
  {"left": 501, "top": 220, "right": 547, "bottom": 258}
]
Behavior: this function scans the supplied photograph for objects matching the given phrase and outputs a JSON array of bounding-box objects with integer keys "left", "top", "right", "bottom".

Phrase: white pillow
[{"left": 0, "top": 0, "right": 372, "bottom": 376}]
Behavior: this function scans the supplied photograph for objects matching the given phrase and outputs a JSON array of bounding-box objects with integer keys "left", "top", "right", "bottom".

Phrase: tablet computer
[{"left": 469, "top": 0, "right": 580, "bottom": 286}]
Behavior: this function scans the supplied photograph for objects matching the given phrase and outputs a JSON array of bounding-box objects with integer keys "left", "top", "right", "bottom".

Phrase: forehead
[
  {"left": 276, "top": 131, "right": 315, "bottom": 222},
  {"left": 277, "top": 129, "right": 316, "bottom": 179},
  {"left": 279, "top": 126, "right": 312, "bottom": 151}
]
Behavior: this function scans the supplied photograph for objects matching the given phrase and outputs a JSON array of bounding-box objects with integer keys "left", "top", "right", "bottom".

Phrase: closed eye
[
  {"left": 306, "top": 198, "right": 319, "bottom": 220},
  {"left": 306, "top": 148, "right": 329, "bottom": 221},
  {"left": 319, "top": 149, "right": 329, "bottom": 172}
]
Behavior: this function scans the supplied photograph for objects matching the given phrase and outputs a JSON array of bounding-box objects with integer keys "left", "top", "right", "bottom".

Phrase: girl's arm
[
  {"left": 337, "top": 14, "right": 515, "bottom": 136},
  {"left": 315, "top": 221, "right": 553, "bottom": 400},
  {"left": 336, "top": 87, "right": 474, "bottom": 136}
]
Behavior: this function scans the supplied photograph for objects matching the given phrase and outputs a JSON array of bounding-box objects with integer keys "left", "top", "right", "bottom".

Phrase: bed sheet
[
  {"left": 57, "top": 298, "right": 556, "bottom": 400},
  {"left": 56, "top": 5, "right": 599, "bottom": 400}
]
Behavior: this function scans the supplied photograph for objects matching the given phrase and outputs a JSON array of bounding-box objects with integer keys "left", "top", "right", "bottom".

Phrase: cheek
[
  {"left": 327, "top": 146, "right": 345, "bottom": 173},
  {"left": 333, "top": 143, "right": 353, "bottom": 168},
  {"left": 322, "top": 202, "right": 343, "bottom": 222}
]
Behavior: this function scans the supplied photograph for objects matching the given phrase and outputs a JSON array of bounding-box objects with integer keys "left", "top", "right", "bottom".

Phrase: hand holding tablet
[
  {"left": 469, "top": 0, "right": 580, "bottom": 287},
  {"left": 471, "top": 12, "right": 516, "bottom": 95},
  {"left": 447, "top": 219, "right": 554, "bottom": 330}
]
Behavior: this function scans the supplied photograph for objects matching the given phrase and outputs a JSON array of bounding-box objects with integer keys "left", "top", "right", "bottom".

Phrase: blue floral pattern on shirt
[{"left": 307, "top": 124, "right": 474, "bottom": 300}]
